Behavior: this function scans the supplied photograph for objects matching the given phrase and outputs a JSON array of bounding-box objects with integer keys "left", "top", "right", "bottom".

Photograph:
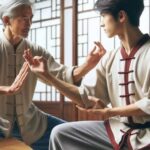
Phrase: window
[
  {"left": 77, "top": 0, "right": 150, "bottom": 66},
  {"left": 0, "top": 0, "right": 149, "bottom": 102},
  {"left": 28, "top": 0, "right": 62, "bottom": 101}
]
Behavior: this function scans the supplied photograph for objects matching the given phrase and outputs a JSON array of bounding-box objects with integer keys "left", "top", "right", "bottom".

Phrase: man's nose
[
  {"left": 25, "top": 18, "right": 32, "bottom": 26},
  {"left": 100, "top": 22, "right": 104, "bottom": 27}
]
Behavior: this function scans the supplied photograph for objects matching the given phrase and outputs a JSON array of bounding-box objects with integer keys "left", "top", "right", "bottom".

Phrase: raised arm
[
  {"left": 23, "top": 48, "right": 105, "bottom": 108},
  {"left": 73, "top": 42, "right": 106, "bottom": 83},
  {"left": 0, "top": 62, "right": 29, "bottom": 95},
  {"left": 24, "top": 50, "right": 147, "bottom": 120},
  {"left": 23, "top": 52, "right": 84, "bottom": 106},
  {"left": 77, "top": 103, "right": 147, "bottom": 120}
]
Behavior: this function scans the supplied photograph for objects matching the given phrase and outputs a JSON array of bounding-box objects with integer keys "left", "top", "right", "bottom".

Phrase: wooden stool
[{"left": 0, "top": 138, "right": 32, "bottom": 150}]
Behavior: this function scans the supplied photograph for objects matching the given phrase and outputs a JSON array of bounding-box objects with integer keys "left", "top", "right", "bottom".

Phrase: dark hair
[{"left": 95, "top": 0, "right": 144, "bottom": 26}]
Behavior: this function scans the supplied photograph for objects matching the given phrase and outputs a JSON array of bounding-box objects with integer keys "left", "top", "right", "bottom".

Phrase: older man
[{"left": 0, "top": 0, "right": 103, "bottom": 149}]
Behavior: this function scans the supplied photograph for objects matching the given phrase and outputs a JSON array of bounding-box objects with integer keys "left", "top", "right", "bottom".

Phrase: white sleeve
[
  {"left": 78, "top": 53, "right": 111, "bottom": 108},
  {"left": 135, "top": 98, "right": 150, "bottom": 114},
  {"left": 47, "top": 57, "right": 75, "bottom": 84},
  {"left": 32, "top": 44, "right": 75, "bottom": 84}
]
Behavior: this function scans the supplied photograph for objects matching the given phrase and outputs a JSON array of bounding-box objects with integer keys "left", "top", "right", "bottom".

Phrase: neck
[
  {"left": 4, "top": 26, "right": 22, "bottom": 47},
  {"left": 118, "top": 26, "right": 143, "bottom": 55}
]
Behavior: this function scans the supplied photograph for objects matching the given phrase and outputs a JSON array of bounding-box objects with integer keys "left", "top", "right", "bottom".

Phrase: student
[
  {"left": 0, "top": 0, "right": 102, "bottom": 149},
  {"left": 24, "top": 0, "right": 150, "bottom": 149}
]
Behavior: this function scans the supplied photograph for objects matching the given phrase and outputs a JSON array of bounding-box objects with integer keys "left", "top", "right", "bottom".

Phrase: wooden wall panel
[
  {"left": 34, "top": 101, "right": 77, "bottom": 121},
  {"left": 34, "top": 101, "right": 101, "bottom": 121}
]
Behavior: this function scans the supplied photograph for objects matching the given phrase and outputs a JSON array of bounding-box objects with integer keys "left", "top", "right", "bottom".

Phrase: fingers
[
  {"left": 12, "top": 62, "right": 29, "bottom": 90},
  {"left": 94, "top": 41, "right": 106, "bottom": 55},
  {"left": 13, "top": 63, "right": 28, "bottom": 82},
  {"left": 89, "top": 46, "right": 96, "bottom": 55},
  {"left": 94, "top": 41, "right": 105, "bottom": 50},
  {"left": 23, "top": 49, "right": 34, "bottom": 65},
  {"left": 76, "top": 105, "right": 94, "bottom": 112},
  {"left": 23, "top": 49, "right": 46, "bottom": 68},
  {"left": 33, "top": 56, "right": 44, "bottom": 64},
  {"left": 76, "top": 105, "right": 87, "bottom": 111},
  {"left": 17, "top": 63, "right": 29, "bottom": 85},
  {"left": 88, "top": 96, "right": 106, "bottom": 109},
  {"left": 77, "top": 105, "right": 97, "bottom": 113},
  {"left": 88, "top": 96, "right": 99, "bottom": 102}
]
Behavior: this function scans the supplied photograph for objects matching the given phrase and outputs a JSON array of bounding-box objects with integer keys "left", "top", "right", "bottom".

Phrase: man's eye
[{"left": 23, "top": 17, "right": 29, "bottom": 20}]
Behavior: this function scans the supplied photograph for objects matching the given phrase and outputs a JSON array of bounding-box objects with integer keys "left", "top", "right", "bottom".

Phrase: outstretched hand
[
  {"left": 76, "top": 96, "right": 109, "bottom": 120},
  {"left": 23, "top": 49, "right": 48, "bottom": 75},
  {"left": 0, "top": 62, "right": 29, "bottom": 95},
  {"left": 86, "top": 41, "right": 106, "bottom": 69}
]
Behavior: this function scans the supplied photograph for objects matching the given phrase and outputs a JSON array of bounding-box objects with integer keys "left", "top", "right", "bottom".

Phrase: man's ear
[
  {"left": 118, "top": 10, "right": 127, "bottom": 24},
  {"left": 2, "top": 16, "right": 11, "bottom": 26}
]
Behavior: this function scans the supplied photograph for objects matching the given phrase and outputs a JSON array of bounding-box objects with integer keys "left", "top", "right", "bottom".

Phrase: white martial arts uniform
[
  {"left": 0, "top": 31, "right": 75, "bottom": 144},
  {"left": 50, "top": 34, "right": 150, "bottom": 150},
  {"left": 79, "top": 34, "right": 150, "bottom": 150}
]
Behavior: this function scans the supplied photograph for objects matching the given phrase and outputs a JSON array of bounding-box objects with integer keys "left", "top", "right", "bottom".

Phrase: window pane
[
  {"left": 29, "top": 0, "right": 61, "bottom": 101},
  {"left": 77, "top": 0, "right": 150, "bottom": 66}
]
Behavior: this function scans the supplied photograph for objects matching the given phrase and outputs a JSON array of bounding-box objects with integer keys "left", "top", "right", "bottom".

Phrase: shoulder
[
  {"left": 95, "top": 48, "right": 120, "bottom": 75},
  {"left": 138, "top": 39, "right": 150, "bottom": 60},
  {"left": 25, "top": 39, "right": 45, "bottom": 52},
  {"left": 24, "top": 39, "right": 51, "bottom": 58},
  {"left": 98, "top": 47, "right": 120, "bottom": 67},
  {"left": 24, "top": 39, "right": 57, "bottom": 60}
]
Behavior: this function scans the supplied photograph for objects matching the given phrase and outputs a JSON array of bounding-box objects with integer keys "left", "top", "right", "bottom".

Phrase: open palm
[
  {"left": 23, "top": 49, "right": 48, "bottom": 75},
  {"left": 0, "top": 62, "right": 29, "bottom": 95}
]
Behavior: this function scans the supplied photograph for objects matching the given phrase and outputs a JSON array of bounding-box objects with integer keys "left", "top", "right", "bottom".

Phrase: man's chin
[
  {"left": 107, "top": 33, "right": 115, "bottom": 38},
  {"left": 20, "top": 34, "right": 28, "bottom": 38}
]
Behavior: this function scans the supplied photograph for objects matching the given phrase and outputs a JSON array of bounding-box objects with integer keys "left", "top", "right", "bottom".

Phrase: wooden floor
[{"left": 0, "top": 138, "right": 32, "bottom": 150}]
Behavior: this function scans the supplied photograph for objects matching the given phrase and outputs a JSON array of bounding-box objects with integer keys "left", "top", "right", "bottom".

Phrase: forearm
[
  {"left": 0, "top": 86, "right": 10, "bottom": 95},
  {"left": 73, "top": 41, "right": 106, "bottom": 83},
  {"left": 40, "top": 72, "right": 85, "bottom": 107},
  {"left": 0, "top": 86, "right": 6, "bottom": 94},
  {"left": 73, "top": 63, "right": 93, "bottom": 83},
  {"left": 107, "top": 104, "right": 148, "bottom": 118}
]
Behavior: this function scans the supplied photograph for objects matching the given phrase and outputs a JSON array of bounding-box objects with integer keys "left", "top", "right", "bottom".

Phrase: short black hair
[{"left": 95, "top": 0, "right": 144, "bottom": 27}]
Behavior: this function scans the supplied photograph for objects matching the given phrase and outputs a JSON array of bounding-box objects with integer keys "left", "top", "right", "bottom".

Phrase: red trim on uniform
[
  {"left": 120, "top": 57, "right": 135, "bottom": 61},
  {"left": 121, "top": 34, "right": 150, "bottom": 59},
  {"left": 119, "top": 93, "right": 135, "bottom": 98},
  {"left": 103, "top": 34, "right": 150, "bottom": 150},
  {"left": 104, "top": 120, "right": 119, "bottom": 150},
  {"left": 118, "top": 70, "right": 134, "bottom": 74},
  {"left": 119, "top": 81, "right": 135, "bottom": 86},
  {"left": 127, "top": 134, "right": 133, "bottom": 150},
  {"left": 108, "top": 34, "right": 150, "bottom": 150},
  {"left": 120, "top": 34, "right": 150, "bottom": 124}
]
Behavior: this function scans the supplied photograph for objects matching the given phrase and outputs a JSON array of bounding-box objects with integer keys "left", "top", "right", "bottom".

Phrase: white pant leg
[{"left": 49, "top": 121, "right": 114, "bottom": 150}]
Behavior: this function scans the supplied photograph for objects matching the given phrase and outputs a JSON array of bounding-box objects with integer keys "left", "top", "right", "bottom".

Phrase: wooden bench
[{"left": 0, "top": 138, "right": 32, "bottom": 150}]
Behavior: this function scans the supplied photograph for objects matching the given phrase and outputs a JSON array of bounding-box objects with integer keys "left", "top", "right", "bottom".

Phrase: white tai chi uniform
[
  {"left": 50, "top": 34, "right": 150, "bottom": 150},
  {"left": 0, "top": 31, "right": 75, "bottom": 145}
]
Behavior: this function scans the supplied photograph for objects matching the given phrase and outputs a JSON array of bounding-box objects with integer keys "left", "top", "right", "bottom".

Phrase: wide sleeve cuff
[
  {"left": 135, "top": 98, "right": 150, "bottom": 115},
  {"left": 78, "top": 86, "right": 93, "bottom": 108},
  {"left": 63, "top": 66, "right": 75, "bottom": 84}
]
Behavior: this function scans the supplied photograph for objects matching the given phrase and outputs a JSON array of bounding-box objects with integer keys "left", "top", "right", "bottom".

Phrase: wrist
[
  {"left": 105, "top": 108, "right": 111, "bottom": 119},
  {"left": 105, "top": 107, "right": 116, "bottom": 119},
  {"left": 106, "top": 107, "right": 122, "bottom": 119},
  {"left": 83, "top": 62, "right": 93, "bottom": 70}
]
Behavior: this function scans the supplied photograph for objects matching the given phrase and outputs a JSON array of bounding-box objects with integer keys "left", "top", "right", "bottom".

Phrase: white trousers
[{"left": 49, "top": 121, "right": 128, "bottom": 150}]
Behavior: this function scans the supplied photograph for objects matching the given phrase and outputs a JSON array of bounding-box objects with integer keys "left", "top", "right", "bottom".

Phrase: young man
[
  {"left": 24, "top": 0, "right": 150, "bottom": 149},
  {"left": 0, "top": 0, "right": 103, "bottom": 149}
]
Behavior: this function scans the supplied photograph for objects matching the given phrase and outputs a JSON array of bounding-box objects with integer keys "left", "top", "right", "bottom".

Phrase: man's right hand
[{"left": 0, "top": 62, "right": 29, "bottom": 95}]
